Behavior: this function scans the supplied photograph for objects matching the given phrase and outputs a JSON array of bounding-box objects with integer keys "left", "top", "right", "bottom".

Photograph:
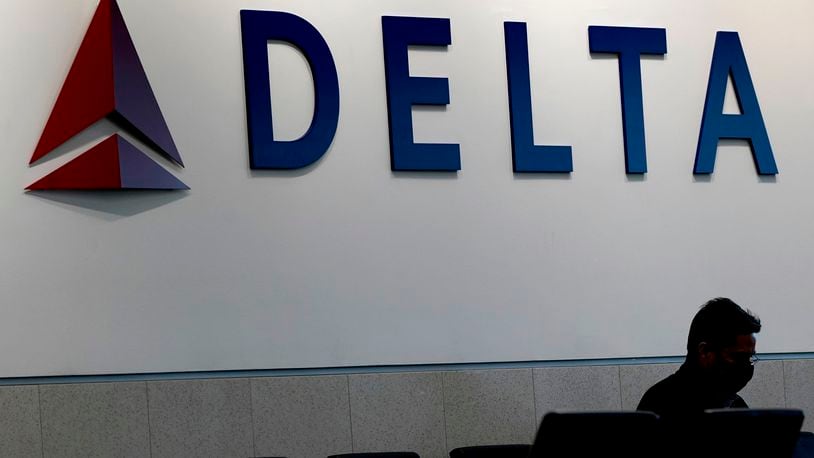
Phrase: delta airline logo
[{"left": 27, "top": 0, "right": 187, "bottom": 190}]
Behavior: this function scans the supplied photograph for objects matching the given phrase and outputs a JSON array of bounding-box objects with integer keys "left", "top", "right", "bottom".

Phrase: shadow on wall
[{"left": 25, "top": 189, "right": 188, "bottom": 220}]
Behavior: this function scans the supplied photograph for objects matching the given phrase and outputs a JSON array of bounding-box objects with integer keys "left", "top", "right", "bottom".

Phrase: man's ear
[{"left": 697, "top": 341, "right": 715, "bottom": 367}]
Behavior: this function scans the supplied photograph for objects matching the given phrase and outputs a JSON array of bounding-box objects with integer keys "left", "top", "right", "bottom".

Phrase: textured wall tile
[
  {"left": 40, "top": 382, "right": 149, "bottom": 458},
  {"left": 739, "top": 360, "right": 785, "bottom": 408},
  {"left": 619, "top": 363, "right": 681, "bottom": 410},
  {"left": 349, "top": 372, "right": 445, "bottom": 458},
  {"left": 785, "top": 359, "right": 814, "bottom": 432},
  {"left": 148, "top": 378, "right": 253, "bottom": 458},
  {"left": 0, "top": 385, "right": 42, "bottom": 457},
  {"left": 252, "top": 375, "right": 352, "bottom": 458},
  {"left": 533, "top": 365, "right": 621, "bottom": 423},
  {"left": 443, "top": 369, "right": 535, "bottom": 450}
]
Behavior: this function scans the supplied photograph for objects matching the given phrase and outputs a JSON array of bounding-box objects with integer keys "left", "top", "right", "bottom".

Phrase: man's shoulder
[
  {"left": 732, "top": 394, "right": 748, "bottom": 408},
  {"left": 636, "top": 371, "right": 683, "bottom": 413}
]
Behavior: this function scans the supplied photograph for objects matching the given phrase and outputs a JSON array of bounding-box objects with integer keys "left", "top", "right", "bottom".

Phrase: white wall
[{"left": 1, "top": 0, "right": 813, "bottom": 377}]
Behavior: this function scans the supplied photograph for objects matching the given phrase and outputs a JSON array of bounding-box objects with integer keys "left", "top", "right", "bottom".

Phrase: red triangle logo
[
  {"left": 28, "top": 136, "right": 121, "bottom": 190},
  {"left": 27, "top": 135, "right": 189, "bottom": 190},
  {"left": 30, "top": 0, "right": 115, "bottom": 164},
  {"left": 30, "top": 0, "right": 183, "bottom": 166}
]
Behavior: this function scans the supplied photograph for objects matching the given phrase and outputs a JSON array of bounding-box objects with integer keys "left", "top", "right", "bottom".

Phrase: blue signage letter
[
  {"left": 694, "top": 32, "right": 777, "bottom": 175},
  {"left": 589, "top": 26, "right": 667, "bottom": 174},
  {"left": 382, "top": 16, "right": 460, "bottom": 171},
  {"left": 504, "top": 22, "right": 572, "bottom": 173},
  {"left": 240, "top": 11, "right": 340, "bottom": 169}
]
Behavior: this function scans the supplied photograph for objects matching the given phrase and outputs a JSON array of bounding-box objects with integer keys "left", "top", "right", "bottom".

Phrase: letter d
[{"left": 241, "top": 11, "right": 340, "bottom": 169}]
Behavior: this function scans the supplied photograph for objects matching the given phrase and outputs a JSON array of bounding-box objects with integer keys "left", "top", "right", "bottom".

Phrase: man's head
[{"left": 686, "top": 297, "right": 761, "bottom": 393}]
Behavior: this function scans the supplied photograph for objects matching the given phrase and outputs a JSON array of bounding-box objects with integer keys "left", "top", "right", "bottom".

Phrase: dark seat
[
  {"left": 529, "top": 411, "right": 660, "bottom": 458},
  {"left": 699, "top": 409, "right": 804, "bottom": 458},
  {"left": 449, "top": 444, "right": 531, "bottom": 458},
  {"left": 328, "top": 453, "right": 419, "bottom": 458},
  {"left": 794, "top": 431, "right": 814, "bottom": 458}
]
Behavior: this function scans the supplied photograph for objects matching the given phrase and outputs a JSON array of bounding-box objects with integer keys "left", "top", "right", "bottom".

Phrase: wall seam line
[
  {"left": 440, "top": 372, "right": 449, "bottom": 454},
  {"left": 346, "top": 375, "right": 355, "bottom": 453},
  {"left": 530, "top": 368, "right": 538, "bottom": 441},
  {"left": 617, "top": 365, "right": 623, "bottom": 409},
  {"left": 782, "top": 361, "right": 789, "bottom": 408},
  {"left": 145, "top": 382, "right": 153, "bottom": 458},
  {"left": 37, "top": 385, "right": 44, "bottom": 458},
  {"left": 248, "top": 378, "right": 257, "bottom": 458}
]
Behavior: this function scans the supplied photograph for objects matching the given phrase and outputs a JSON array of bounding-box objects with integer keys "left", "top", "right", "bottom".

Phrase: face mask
[{"left": 716, "top": 363, "right": 754, "bottom": 394}]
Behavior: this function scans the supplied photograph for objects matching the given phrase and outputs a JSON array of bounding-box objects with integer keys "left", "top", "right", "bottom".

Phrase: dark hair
[{"left": 686, "top": 297, "right": 761, "bottom": 355}]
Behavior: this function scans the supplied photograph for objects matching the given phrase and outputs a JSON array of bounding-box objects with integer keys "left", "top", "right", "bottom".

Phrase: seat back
[
  {"left": 449, "top": 443, "right": 531, "bottom": 458},
  {"left": 328, "top": 453, "right": 420, "bottom": 458},
  {"left": 529, "top": 411, "right": 660, "bottom": 458},
  {"left": 699, "top": 408, "right": 804, "bottom": 458},
  {"left": 794, "top": 431, "right": 814, "bottom": 458}
]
